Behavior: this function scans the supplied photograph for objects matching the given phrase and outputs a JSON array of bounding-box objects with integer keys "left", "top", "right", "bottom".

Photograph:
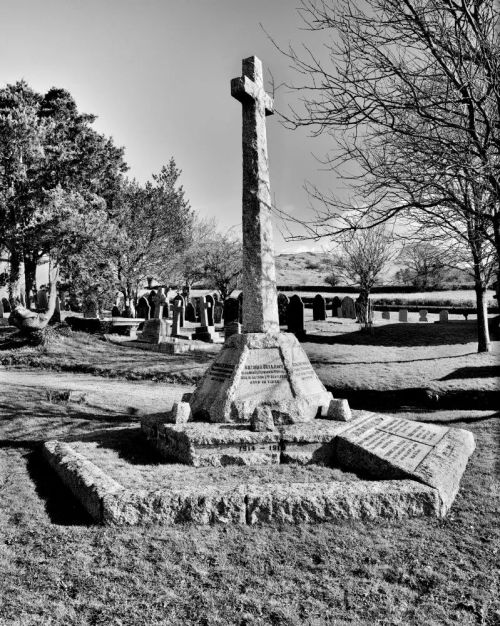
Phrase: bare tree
[
  {"left": 270, "top": 0, "right": 500, "bottom": 349},
  {"left": 398, "top": 243, "right": 446, "bottom": 289},
  {"left": 328, "top": 226, "right": 395, "bottom": 326}
]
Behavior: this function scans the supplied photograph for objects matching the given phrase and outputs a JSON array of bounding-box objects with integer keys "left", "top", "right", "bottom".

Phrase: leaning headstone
[
  {"left": 185, "top": 302, "right": 196, "bottom": 323},
  {"left": 382, "top": 310, "right": 391, "bottom": 320},
  {"left": 277, "top": 293, "right": 289, "bottom": 325},
  {"left": 341, "top": 296, "right": 356, "bottom": 319},
  {"left": 82, "top": 297, "right": 98, "bottom": 319},
  {"left": 331, "top": 296, "right": 341, "bottom": 317},
  {"left": 312, "top": 294, "right": 326, "bottom": 321},
  {"left": 36, "top": 288, "right": 49, "bottom": 312},
  {"left": 213, "top": 301, "right": 223, "bottom": 324},
  {"left": 136, "top": 296, "right": 151, "bottom": 320},
  {"left": 223, "top": 297, "right": 239, "bottom": 325},
  {"left": 399, "top": 309, "right": 408, "bottom": 322},
  {"left": 419, "top": 309, "right": 429, "bottom": 322},
  {"left": 439, "top": 309, "right": 449, "bottom": 323},
  {"left": 287, "top": 294, "right": 305, "bottom": 336},
  {"left": 111, "top": 305, "right": 121, "bottom": 317}
]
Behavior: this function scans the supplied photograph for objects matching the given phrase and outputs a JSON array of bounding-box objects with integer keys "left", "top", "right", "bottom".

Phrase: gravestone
[
  {"left": 171, "top": 301, "right": 183, "bottom": 336},
  {"left": 277, "top": 293, "right": 289, "bottom": 325},
  {"left": 223, "top": 297, "right": 239, "bottom": 325},
  {"left": 312, "top": 294, "right": 326, "bottom": 321},
  {"left": 439, "top": 309, "right": 449, "bottom": 323},
  {"left": 147, "top": 290, "right": 157, "bottom": 312},
  {"left": 341, "top": 296, "right": 356, "bottom": 319},
  {"left": 2, "top": 297, "right": 10, "bottom": 313},
  {"left": 399, "top": 309, "right": 408, "bottom": 323},
  {"left": 0, "top": 298, "right": 3, "bottom": 318},
  {"left": 205, "top": 294, "right": 215, "bottom": 326},
  {"left": 331, "top": 296, "right": 342, "bottom": 317},
  {"left": 111, "top": 305, "right": 121, "bottom": 317},
  {"left": 172, "top": 294, "right": 185, "bottom": 326},
  {"left": 141, "top": 288, "right": 169, "bottom": 343},
  {"left": 237, "top": 292, "right": 243, "bottom": 323},
  {"left": 224, "top": 320, "right": 241, "bottom": 339},
  {"left": 193, "top": 296, "right": 218, "bottom": 342},
  {"left": 136, "top": 296, "right": 151, "bottom": 320},
  {"left": 382, "top": 310, "right": 391, "bottom": 320},
  {"left": 214, "top": 301, "right": 223, "bottom": 324},
  {"left": 36, "top": 288, "right": 49, "bottom": 312},
  {"left": 82, "top": 297, "right": 98, "bottom": 319},
  {"left": 287, "top": 294, "right": 305, "bottom": 336},
  {"left": 52, "top": 296, "right": 61, "bottom": 323},
  {"left": 185, "top": 302, "right": 196, "bottom": 323},
  {"left": 419, "top": 309, "right": 429, "bottom": 322}
]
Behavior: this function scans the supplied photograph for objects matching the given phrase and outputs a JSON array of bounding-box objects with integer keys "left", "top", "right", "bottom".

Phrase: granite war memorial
[{"left": 44, "top": 56, "right": 475, "bottom": 525}]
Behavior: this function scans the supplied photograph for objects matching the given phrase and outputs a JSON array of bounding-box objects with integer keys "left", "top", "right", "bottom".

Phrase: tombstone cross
[
  {"left": 231, "top": 56, "right": 279, "bottom": 334},
  {"left": 153, "top": 288, "right": 167, "bottom": 319}
]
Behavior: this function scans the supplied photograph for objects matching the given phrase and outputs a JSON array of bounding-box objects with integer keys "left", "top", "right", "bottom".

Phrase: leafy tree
[
  {"left": 0, "top": 81, "right": 127, "bottom": 311},
  {"left": 110, "top": 160, "right": 194, "bottom": 304}
]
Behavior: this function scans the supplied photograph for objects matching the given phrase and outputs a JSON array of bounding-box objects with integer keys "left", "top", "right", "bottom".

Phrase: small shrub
[{"left": 325, "top": 273, "right": 339, "bottom": 287}]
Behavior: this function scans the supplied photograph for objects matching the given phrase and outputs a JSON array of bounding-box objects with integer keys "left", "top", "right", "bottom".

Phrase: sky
[{"left": 0, "top": 0, "right": 340, "bottom": 253}]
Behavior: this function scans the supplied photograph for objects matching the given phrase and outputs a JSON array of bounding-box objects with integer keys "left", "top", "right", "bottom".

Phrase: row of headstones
[
  {"left": 382, "top": 309, "right": 450, "bottom": 323},
  {"left": 113, "top": 291, "right": 225, "bottom": 327}
]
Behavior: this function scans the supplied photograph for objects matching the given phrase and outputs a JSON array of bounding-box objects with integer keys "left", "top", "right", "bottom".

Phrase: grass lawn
[
  {"left": 0, "top": 375, "right": 498, "bottom": 625},
  {"left": 1, "top": 314, "right": 498, "bottom": 405}
]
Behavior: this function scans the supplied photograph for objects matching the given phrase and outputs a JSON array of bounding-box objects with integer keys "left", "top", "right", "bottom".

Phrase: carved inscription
[
  {"left": 241, "top": 364, "right": 287, "bottom": 386},
  {"left": 352, "top": 429, "right": 433, "bottom": 472},
  {"left": 208, "top": 363, "right": 234, "bottom": 382},
  {"left": 293, "top": 360, "right": 317, "bottom": 380},
  {"left": 379, "top": 417, "right": 448, "bottom": 446}
]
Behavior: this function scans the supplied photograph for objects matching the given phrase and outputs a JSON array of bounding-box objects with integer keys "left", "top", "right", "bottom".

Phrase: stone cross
[
  {"left": 199, "top": 296, "right": 211, "bottom": 327},
  {"left": 153, "top": 288, "right": 167, "bottom": 319},
  {"left": 231, "top": 56, "right": 279, "bottom": 334}
]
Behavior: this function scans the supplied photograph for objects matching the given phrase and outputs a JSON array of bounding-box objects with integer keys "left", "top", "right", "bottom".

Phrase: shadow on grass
[
  {"left": 24, "top": 445, "right": 94, "bottom": 526},
  {"left": 440, "top": 366, "right": 500, "bottom": 380},
  {"left": 304, "top": 322, "right": 478, "bottom": 347}
]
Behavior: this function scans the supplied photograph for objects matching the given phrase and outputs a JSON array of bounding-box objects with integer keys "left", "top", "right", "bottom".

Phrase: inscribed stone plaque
[{"left": 336, "top": 413, "right": 475, "bottom": 514}]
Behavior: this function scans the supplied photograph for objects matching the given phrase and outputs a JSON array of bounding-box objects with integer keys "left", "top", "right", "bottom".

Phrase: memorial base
[{"left": 188, "top": 332, "right": 334, "bottom": 424}]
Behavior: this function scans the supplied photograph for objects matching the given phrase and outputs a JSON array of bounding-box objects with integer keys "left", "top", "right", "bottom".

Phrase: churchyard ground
[{"left": 0, "top": 312, "right": 498, "bottom": 625}]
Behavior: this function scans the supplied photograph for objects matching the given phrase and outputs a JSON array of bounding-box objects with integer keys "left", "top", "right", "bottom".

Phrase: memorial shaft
[{"left": 231, "top": 56, "right": 280, "bottom": 333}]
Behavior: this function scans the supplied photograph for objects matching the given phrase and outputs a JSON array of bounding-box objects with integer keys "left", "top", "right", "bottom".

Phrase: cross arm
[{"left": 230, "top": 76, "right": 274, "bottom": 116}]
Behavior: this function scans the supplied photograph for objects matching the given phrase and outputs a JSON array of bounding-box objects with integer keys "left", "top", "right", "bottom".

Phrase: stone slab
[
  {"left": 335, "top": 414, "right": 475, "bottom": 515},
  {"left": 42, "top": 439, "right": 442, "bottom": 525},
  {"left": 141, "top": 419, "right": 281, "bottom": 467}
]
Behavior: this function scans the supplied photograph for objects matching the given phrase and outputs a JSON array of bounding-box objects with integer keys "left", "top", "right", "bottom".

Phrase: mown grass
[{"left": 0, "top": 378, "right": 499, "bottom": 625}]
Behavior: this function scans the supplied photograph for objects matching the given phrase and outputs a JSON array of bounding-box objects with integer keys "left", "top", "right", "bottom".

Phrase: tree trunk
[
  {"left": 475, "top": 282, "right": 491, "bottom": 353},
  {"left": 9, "top": 267, "right": 59, "bottom": 334},
  {"left": 8, "top": 249, "right": 25, "bottom": 307}
]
